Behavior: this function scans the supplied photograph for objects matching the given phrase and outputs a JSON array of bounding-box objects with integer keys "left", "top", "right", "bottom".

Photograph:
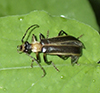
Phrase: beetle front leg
[
  {"left": 31, "top": 60, "right": 34, "bottom": 68},
  {"left": 43, "top": 53, "right": 59, "bottom": 71},
  {"left": 31, "top": 52, "right": 40, "bottom": 68},
  {"left": 25, "top": 52, "right": 46, "bottom": 77},
  {"left": 36, "top": 52, "right": 40, "bottom": 62},
  {"left": 58, "top": 30, "right": 68, "bottom": 36}
]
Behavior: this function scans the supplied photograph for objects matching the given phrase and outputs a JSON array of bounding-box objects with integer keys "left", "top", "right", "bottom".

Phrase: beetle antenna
[
  {"left": 25, "top": 53, "right": 46, "bottom": 77},
  {"left": 21, "top": 24, "right": 39, "bottom": 43}
]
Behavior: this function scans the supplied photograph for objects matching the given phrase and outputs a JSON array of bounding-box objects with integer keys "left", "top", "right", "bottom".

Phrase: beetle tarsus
[{"left": 41, "top": 67, "right": 46, "bottom": 78}]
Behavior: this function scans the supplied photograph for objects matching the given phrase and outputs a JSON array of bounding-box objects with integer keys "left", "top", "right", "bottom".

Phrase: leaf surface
[{"left": 0, "top": 11, "right": 100, "bottom": 93}]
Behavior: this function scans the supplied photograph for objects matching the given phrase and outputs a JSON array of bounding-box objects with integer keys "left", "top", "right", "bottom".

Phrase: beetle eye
[
  {"left": 20, "top": 45, "right": 23, "bottom": 50},
  {"left": 17, "top": 45, "right": 23, "bottom": 51}
]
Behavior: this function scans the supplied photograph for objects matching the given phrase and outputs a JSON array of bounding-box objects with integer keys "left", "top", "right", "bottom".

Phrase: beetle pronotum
[{"left": 17, "top": 24, "right": 84, "bottom": 77}]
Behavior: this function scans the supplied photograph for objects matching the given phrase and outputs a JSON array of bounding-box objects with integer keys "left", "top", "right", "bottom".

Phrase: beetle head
[{"left": 17, "top": 41, "right": 32, "bottom": 54}]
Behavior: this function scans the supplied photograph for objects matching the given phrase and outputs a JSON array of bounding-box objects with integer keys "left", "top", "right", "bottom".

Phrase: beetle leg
[
  {"left": 39, "top": 33, "right": 45, "bottom": 40},
  {"left": 32, "top": 34, "right": 37, "bottom": 42},
  {"left": 77, "top": 34, "right": 83, "bottom": 39},
  {"left": 31, "top": 60, "right": 34, "bottom": 68},
  {"left": 58, "top": 30, "right": 68, "bottom": 36},
  {"left": 31, "top": 52, "right": 40, "bottom": 67},
  {"left": 77, "top": 34, "right": 86, "bottom": 49},
  {"left": 43, "top": 53, "right": 51, "bottom": 65},
  {"left": 47, "top": 30, "right": 49, "bottom": 38},
  {"left": 43, "top": 53, "right": 59, "bottom": 71},
  {"left": 36, "top": 52, "right": 40, "bottom": 61},
  {"left": 71, "top": 56, "right": 79, "bottom": 65},
  {"left": 25, "top": 53, "right": 46, "bottom": 77},
  {"left": 58, "top": 55, "right": 69, "bottom": 60}
]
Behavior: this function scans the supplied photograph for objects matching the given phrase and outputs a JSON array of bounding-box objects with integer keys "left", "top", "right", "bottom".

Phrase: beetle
[
  {"left": 98, "top": 61, "right": 100, "bottom": 64},
  {"left": 17, "top": 24, "right": 84, "bottom": 77}
]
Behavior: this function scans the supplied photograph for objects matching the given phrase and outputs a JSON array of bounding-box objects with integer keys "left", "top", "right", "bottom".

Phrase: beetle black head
[{"left": 17, "top": 41, "right": 32, "bottom": 54}]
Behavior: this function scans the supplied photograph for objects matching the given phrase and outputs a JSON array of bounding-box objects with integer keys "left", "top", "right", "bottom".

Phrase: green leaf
[
  {"left": 0, "top": 0, "right": 99, "bottom": 30},
  {"left": 0, "top": 11, "right": 100, "bottom": 93}
]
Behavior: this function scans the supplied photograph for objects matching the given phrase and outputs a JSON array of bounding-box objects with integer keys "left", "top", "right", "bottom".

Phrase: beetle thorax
[{"left": 31, "top": 41, "right": 42, "bottom": 52}]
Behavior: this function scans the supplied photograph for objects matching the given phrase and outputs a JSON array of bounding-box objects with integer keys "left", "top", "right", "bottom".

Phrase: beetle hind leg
[
  {"left": 43, "top": 53, "right": 59, "bottom": 72},
  {"left": 77, "top": 34, "right": 83, "bottom": 39},
  {"left": 71, "top": 56, "right": 79, "bottom": 66}
]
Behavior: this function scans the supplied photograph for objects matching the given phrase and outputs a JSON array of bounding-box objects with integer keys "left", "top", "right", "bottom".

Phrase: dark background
[{"left": 89, "top": 0, "right": 100, "bottom": 27}]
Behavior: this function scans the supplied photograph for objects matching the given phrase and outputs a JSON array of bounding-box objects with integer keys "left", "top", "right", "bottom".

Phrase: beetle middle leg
[
  {"left": 58, "top": 30, "right": 68, "bottom": 36},
  {"left": 43, "top": 53, "right": 59, "bottom": 71}
]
